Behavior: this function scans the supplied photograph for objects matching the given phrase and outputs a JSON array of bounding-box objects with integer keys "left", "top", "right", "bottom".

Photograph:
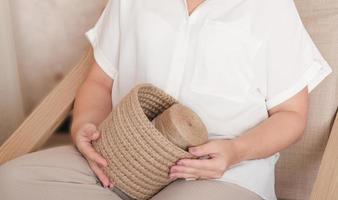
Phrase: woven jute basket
[{"left": 93, "top": 83, "right": 208, "bottom": 200}]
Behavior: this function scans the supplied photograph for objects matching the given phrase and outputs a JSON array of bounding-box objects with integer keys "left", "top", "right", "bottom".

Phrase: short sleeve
[
  {"left": 264, "top": 0, "right": 332, "bottom": 110},
  {"left": 85, "top": 0, "right": 120, "bottom": 80}
]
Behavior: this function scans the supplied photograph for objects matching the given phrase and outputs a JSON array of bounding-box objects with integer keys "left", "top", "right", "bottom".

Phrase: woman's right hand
[{"left": 73, "top": 123, "right": 114, "bottom": 188}]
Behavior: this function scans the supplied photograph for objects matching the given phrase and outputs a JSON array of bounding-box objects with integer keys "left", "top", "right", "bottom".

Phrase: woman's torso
[
  {"left": 113, "top": 0, "right": 271, "bottom": 139},
  {"left": 110, "top": 1, "right": 280, "bottom": 199}
]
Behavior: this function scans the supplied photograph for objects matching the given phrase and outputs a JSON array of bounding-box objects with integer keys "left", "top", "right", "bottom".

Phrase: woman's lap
[
  {"left": 151, "top": 179, "right": 262, "bottom": 200},
  {"left": 0, "top": 145, "right": 262, "bottom": 200},
  {"left": 0, "top": 145, "right": 122, "bottom": 200}
]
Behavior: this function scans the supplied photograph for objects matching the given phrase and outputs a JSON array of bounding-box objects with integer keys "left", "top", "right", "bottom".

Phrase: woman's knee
[
  {"left": 0, "top": 158, "right": 29, "bottom": 197},
  {"left": 0, "top": 146, "right": 81, "bottom": 187}
]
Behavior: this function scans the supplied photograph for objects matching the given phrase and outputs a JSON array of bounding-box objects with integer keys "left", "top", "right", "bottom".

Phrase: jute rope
[{"left": 93, "top": 83, "right": 208, "bottom": 200}]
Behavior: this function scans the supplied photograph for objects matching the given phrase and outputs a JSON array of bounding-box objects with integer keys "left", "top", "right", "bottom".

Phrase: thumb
[
  {"left": 188, "top": 142, "right": 215, "bottom": 157},
  {"left": 90, "top": 131, "right": 100, "bottom": 141}
]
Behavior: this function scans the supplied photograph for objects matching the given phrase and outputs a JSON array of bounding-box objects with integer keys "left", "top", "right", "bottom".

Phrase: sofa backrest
[{"left": 275, "top": 0, "right": 338, "bottom": 199}]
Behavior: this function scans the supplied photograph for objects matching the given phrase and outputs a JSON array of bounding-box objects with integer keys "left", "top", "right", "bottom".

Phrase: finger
[
  {"left": 189, "top": 142, "right": 217, "bottom": 157},
  {"left": 176, "top": 158, "right": 217, "bottom": 171},
  {"left": 82, "top": 124, "right": 97, "bottom": 135},
  {"left": 170, "top": 169, "right": 222, "bottom": 180},
  {"left": 90, "top": 131, "right": 100, "bottom": 141},
  {"left": 83, "top": 129, "right": 99, "bottom": 141},
  {"left": 170, "top": 165, "right": 216, "bottom": 178},
  {"left": 109, "top": 182, "right": 115, "bottom": 189},
  {"left": 82, "top": 145, "right": 107, "bottom": 167},
  {"left": 89, "top": 161, "right": 111, "bottom": 187},
  {"left": 78, "top": 130, "right": 98, "bottom": 144},
  {"left": 170, "top": 172, "right": 198, "bottom": 180}
]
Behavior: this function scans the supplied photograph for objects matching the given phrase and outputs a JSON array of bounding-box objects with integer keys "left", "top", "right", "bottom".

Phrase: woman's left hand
[{"left": 169, "top": 139, "right": 243, "bottom": 180}]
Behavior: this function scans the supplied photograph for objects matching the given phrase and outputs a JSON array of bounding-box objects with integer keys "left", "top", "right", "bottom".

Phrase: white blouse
[{"left": 85, "top": 0, "right": 332, "bottom": 199}]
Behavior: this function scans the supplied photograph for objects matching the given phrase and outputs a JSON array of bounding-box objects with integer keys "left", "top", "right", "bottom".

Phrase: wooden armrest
[
  {"left": 310, "top": 109, "right": 338, "bottom": 200},
  {"left": 0, "top": 48, "right": 94, "bottom": 165}
]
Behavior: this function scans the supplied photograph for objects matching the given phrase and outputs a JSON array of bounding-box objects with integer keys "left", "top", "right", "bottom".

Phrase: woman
[{"left": 0, "top": 0, "right": 332, "bottom": 199}]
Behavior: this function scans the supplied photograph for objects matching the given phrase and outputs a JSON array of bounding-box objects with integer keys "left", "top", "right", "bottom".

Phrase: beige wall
[
  {"left": 0, "top": 0, "right": 107, "bottom": 144},
  {"left": 0, "top": 0, "right": 25, "bottom": 144},
  {"left": 10, "top": 0, "right": 107, "bottom": 114}
]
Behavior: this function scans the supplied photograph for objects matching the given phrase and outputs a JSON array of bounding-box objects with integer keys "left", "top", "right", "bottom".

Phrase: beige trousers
[{"left": 0, "top": 145, "right": 263, "bottom": 200}]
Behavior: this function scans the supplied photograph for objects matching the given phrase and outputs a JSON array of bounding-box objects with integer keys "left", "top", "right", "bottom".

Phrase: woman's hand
[
  {"left": 169, "top": 139, "right": 242, "bottom": 180},
  {"left": 73, "top": 123, "right": 113, "bottom": 188}
]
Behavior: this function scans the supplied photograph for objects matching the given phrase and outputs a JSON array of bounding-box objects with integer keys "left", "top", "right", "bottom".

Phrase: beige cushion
[{"left": 275, "top": 0, "right": 338, "bottom": 199}]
